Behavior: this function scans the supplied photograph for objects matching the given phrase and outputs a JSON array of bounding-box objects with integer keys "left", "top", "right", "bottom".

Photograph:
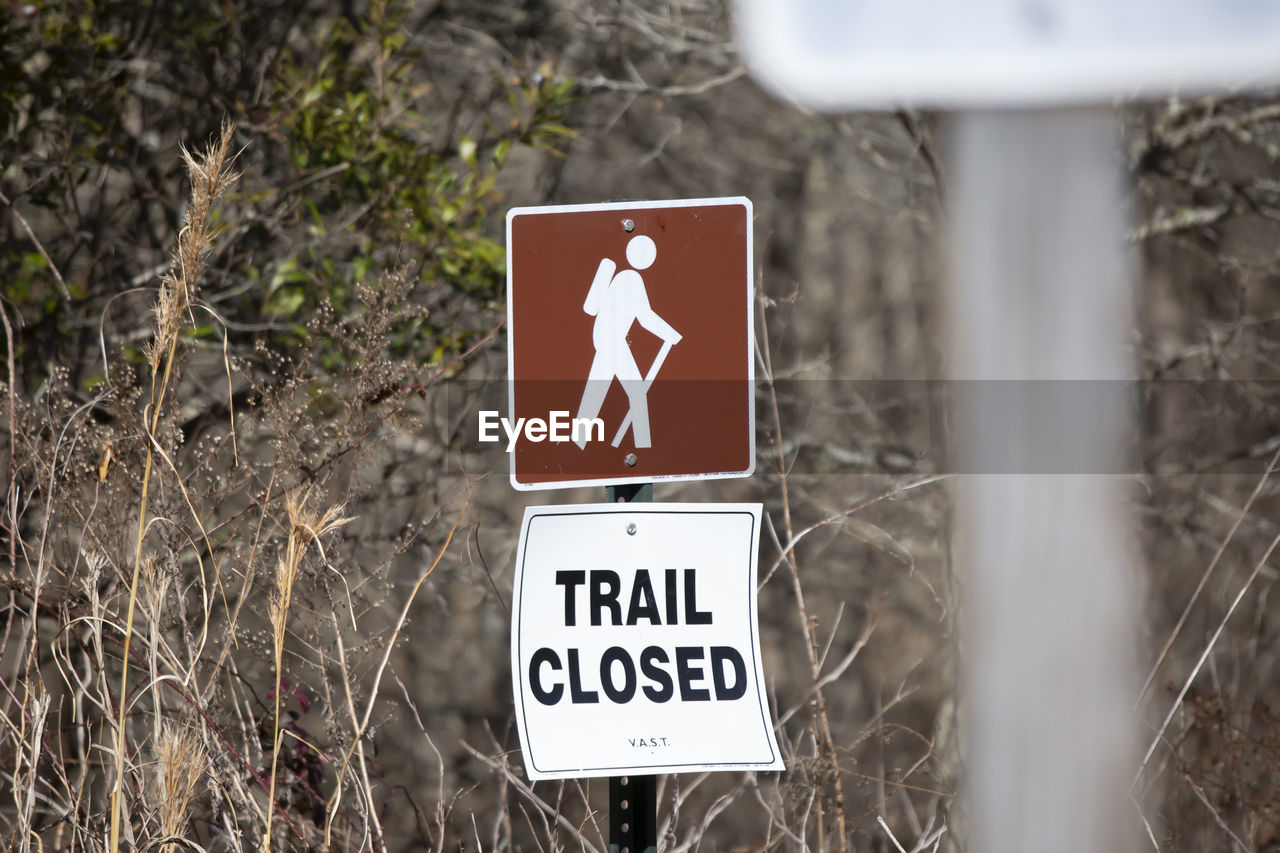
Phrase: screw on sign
[{"left": 504, "top": 198, "right": 754, "bottom": 490}]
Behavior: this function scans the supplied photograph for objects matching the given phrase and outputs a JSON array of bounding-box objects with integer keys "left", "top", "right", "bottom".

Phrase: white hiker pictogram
[{"left": 573, "top": 234, "right": 682, "bottom": 449}]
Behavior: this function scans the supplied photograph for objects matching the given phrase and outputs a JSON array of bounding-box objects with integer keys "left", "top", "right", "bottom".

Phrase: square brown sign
[{"left": 505, "top": 197, "right": 754, "bottom": 490}]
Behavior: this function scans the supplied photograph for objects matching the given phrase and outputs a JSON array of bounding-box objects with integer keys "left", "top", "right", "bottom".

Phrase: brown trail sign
[{"left": 504, "top": 197, "right": 754, "bottom": 490}]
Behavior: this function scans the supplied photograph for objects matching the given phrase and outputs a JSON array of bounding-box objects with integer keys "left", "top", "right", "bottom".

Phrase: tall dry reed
[
  {"left": 262, "top": 488, "right": 351, "bottom": 851},
  {"left": 109, "top": 121, "right": 240, "bottom": 853}
]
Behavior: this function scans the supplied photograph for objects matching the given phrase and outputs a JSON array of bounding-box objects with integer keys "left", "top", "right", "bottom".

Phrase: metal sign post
[
  {"left": 609, "top": 479, "right": 655, "bottom": 853},
  {"left": 609, "top": 773, "right": 657, "bottom": 853},
  {"left": 545, "top": 489, "right": 663, "bottom": 853}
]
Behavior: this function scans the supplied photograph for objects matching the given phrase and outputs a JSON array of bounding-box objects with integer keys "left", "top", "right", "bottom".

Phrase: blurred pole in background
[
  {"left": 946, "top": 110, "right": 1137, "bottom": 853},
  {"left": 739, "top": 3, "right": 1280, "bottom": 849}
]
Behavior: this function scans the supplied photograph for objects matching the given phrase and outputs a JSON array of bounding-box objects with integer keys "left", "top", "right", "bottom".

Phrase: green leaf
[
  {"left": 353, "top": 255, "right": 371, "bottom": 283},
  {"left": 266, "top": 289, "right": 306, "bottom": 316},
  {"left": 302, "top": 81, "right": 328, "bottom": 107},
  {"left": 493, "top": 137, "right": 511, "bottom": 166},
  {"left": 268, "top": 258, "right": 309, "bottom": 293},
  {"left": 459, "top": 136, "right": 477, "bottom": 169}
]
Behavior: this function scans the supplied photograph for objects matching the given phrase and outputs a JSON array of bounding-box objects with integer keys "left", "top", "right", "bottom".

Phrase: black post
[
  {"left": 609, "top": 774, "right": 657, "bottom": 853},
  {"left": 605, "top": 482, "right": 651, "bottom": 504},
  {"left": 606, "top": 481, "right": 656, "bottom": 853}
]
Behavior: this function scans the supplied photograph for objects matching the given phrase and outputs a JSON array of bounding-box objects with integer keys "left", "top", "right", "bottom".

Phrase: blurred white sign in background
[{"left": 737, "top": 0, "right": 1280, "bottom": 107}]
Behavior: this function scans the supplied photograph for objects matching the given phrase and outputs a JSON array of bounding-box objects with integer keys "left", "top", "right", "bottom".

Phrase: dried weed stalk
[
  {"left": 155, "top": 722, "right": 209, "bottom": 853},
  {"left": 110, "top": 120, "right": 241, "bottom": 853},
  {"left": 263, "top": 489, "right": 351, "bottom": 852}
]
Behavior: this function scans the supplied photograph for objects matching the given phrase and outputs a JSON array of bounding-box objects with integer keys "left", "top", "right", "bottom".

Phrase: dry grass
[
  {"left": 110, "top": 120, "right": 241, "bottom": 853},
  {"left": 0, "top": 121, "right": 484, "bottom": 850},
  {"left": 263, "top": 489, "right": 352, "bottom": 851},
  {"left": 155, "top": 722, "right": 209, "bottom": 852}
]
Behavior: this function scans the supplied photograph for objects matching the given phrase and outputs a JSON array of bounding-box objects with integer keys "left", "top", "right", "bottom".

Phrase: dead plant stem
[
  {"left": 758, "top": 298, "right": 848, "bottom": 845},
  {"left": 1134, "top": 445, "right": 1280, "bottom": 711},
  {"left": 111, "top": 322, "right": 179, "bottom": 853},
  {"left": 1135, "top": 528, "right": 1280, "bottom": 787},
  {"left": 110, "top": 121, "right": 238, "bottom": 853},
  {"left": 0, "top": 189, "right": 73, "bottom": 304},
  {"left": 324, "top": 508, "right": 465, "bottom": 846}
]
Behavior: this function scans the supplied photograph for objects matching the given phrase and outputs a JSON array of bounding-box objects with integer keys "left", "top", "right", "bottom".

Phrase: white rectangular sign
[{"left": 510, "top": 503, "right": 784, "bottom": 780}]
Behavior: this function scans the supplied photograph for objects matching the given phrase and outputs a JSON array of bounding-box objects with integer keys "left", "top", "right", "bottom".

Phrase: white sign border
[
  {"left": 510, "top": 502, "right": 783, "bottom": 780},
  {"left": 504, "top": 196, "right": 755, "bottom": 492}
]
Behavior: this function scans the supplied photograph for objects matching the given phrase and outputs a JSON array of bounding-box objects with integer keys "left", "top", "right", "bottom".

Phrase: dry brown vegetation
[{"left": 1, "top": 1, "right": 1279, "bottom": 851}]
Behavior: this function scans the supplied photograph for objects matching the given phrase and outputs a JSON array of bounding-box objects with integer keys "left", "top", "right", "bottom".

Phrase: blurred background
[{"left": 2, "top": 1, "right": 1278, "bottom": 850}]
